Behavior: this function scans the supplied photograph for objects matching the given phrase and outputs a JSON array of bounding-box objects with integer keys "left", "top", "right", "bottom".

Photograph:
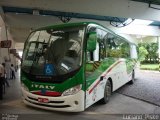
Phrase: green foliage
[
  {"left": 138, "top": 46, "right": 148, "bottom": 62},
  {"left": 108, "top": 49, "right": 122, "bottom": 58},
  {"left": 120, "top": 44, "right": 130, "bottom": 58},
  {"left": 138, "top": 43, "right": 158, "bottom": 63},
  {"left": 140, "top": 64, "right": 159, "bottom": 71}
]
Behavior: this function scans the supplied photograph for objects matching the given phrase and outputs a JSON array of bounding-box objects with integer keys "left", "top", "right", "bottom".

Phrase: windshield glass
[{"left": 22, "top": 26, "right": 84, "bottom": 76}]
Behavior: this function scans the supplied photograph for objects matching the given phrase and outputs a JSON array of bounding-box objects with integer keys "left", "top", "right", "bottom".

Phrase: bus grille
[
  {"left": 26, "top": 98, "right": 70, "bottom": 108},
  {"left": 27, "top": 96, "right": 65, "bottom": 104}
]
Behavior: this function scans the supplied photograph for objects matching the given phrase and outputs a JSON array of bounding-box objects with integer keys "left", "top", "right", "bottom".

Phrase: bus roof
[
  {"left": 35, "top": 22, "right": 90, "bottom": 31},
  {"left": 34, "top": 22, "right": 113, "bottom": 33},
  {"left": 33, "top": 22, "right": 135, "bottom": 45}
]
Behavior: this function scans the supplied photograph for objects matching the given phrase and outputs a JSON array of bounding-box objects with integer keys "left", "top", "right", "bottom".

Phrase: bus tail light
[{"left": 62, "top": 84, "right": 82, "bottom": 96}]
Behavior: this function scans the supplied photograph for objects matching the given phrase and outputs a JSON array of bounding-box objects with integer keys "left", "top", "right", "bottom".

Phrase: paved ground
[
  {"left": 0, "top": 69, "right": 160, "bottom": 120},
  {"left": 118, "top": 70, "right": 160, "bottom": 106}
]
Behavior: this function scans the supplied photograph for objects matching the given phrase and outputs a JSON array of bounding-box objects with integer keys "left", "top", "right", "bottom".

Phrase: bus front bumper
[{"left": 22, "top": 87, "right": 85, "bottom": 112}]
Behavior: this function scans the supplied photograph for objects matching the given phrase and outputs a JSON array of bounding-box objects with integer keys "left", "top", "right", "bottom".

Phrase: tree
[
  {"left": 148, "top": 43, "right": 158, "bottom": 63},
  {"left": 138, "top": 46, "right": 148, "bottom": 63},
  {"left": 138, "top": 43, "right": 158, "bottom": 63}
]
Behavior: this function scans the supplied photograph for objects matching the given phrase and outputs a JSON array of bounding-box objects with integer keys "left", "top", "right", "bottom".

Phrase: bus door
[{"left": 84, "top": 31, "right": 104, "bottom": 108}]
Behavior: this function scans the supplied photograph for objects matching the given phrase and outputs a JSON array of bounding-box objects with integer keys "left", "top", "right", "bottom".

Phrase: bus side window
[
  {"left": 98, "top": 29, "right": 108, "bottom": 60},
  {"left": 105, "top": 33, "right": 119, "bottom": 58},
  {"left": 105, "top": 33, "right": 130, "bottom": 58}
]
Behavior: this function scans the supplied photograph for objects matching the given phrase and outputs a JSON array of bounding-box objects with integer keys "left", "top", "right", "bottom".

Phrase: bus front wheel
[{"left": 100, "top": 80, "right": 111, "bottom": 104}]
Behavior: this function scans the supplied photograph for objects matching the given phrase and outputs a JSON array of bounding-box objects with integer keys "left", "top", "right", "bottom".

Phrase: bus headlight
[
  {"left": 21, "top": 83, "right": 29, "bottom": 92},
  {"left": 62, "top": 84, "right": 82, "bottom": 96}
]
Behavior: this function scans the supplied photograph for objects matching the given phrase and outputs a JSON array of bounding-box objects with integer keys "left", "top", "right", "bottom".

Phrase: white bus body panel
[{"left": 85, "top": 59, "right": 130, "bottom": 109}]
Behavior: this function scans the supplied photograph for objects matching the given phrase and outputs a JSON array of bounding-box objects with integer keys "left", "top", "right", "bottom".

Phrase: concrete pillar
[
  {"left": 0, "top": 15, "right": 17, "bottom": 79},
  {"left": 0, "top": 25, "right": 10, "bottom": 61}
]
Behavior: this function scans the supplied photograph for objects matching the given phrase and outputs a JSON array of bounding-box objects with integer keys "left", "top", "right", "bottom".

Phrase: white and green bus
[{"left": 21, "top": 22, "right": 137, "bottom": 112}]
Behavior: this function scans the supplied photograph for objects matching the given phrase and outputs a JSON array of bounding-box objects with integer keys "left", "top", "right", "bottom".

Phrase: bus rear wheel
[
  {"left": 129, "top": 70, "right": 135, "bottom": 84},
  {"left": 100, "top": 80, "right": 111, "bottom": 104}
]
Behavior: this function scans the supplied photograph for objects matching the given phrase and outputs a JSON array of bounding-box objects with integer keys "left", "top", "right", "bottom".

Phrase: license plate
[{"left": 38, "top": 98, "right": 49, "bottom": 103}]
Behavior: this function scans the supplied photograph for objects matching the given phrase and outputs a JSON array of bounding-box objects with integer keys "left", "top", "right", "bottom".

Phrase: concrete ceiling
[{"left": 1, "top": 0, "right": 160, "bottom": 49}]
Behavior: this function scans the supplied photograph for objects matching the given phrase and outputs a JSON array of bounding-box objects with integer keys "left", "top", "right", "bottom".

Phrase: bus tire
[
  {"left": 100, "top": 80, "right": 111, "bottom": 104},
  {"left": 129, "top": 70, "right": 135, "bottom": 84}
]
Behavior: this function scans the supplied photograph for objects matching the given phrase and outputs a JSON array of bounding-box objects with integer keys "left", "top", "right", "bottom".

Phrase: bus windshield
[{"left": 22, "top": 26, "right": 85, "bottom": 76}]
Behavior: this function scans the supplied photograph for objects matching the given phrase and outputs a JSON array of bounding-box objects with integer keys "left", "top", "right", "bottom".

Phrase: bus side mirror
[{"left": 87, "top": 32, "right": 97, "bottom": 52}]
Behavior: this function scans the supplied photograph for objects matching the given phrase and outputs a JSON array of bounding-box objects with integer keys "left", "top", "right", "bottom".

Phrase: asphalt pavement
[{"left": 118, "top": 70, "right": 160, "bottom": 106}]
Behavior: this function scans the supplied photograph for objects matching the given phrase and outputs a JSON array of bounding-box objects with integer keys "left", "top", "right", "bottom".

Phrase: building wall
[
  {"left": 0, "top": 17, "right": 17, "bottom": 66},
  {"left": 139, "top": 36, "right": 158, "bottom": 43}
]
